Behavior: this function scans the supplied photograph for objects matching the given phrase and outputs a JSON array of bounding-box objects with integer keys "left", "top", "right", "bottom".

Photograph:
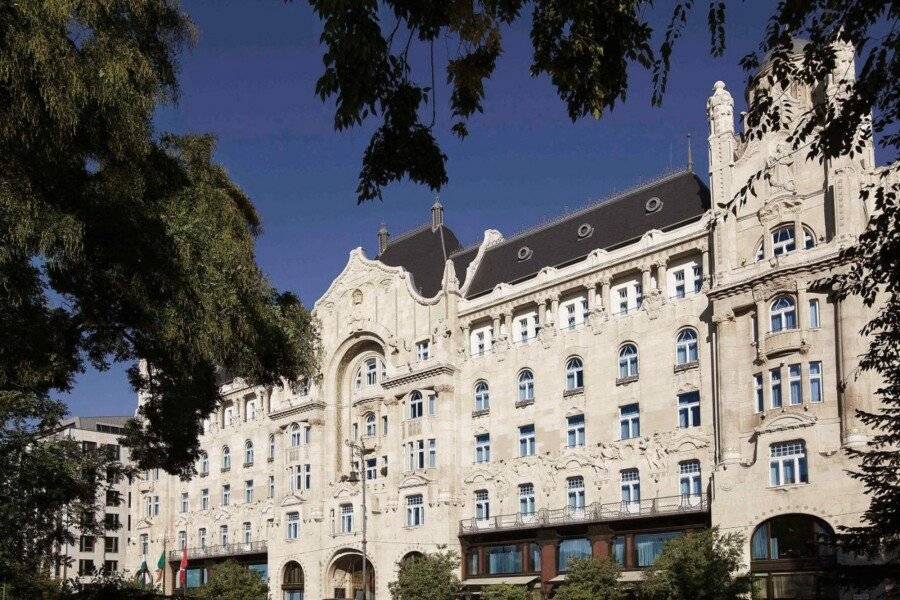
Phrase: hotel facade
[{"left": 125, "top": 48, "right": 890, "bottom": 599}]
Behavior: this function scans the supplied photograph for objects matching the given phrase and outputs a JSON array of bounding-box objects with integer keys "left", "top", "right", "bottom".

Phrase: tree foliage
[
  {"left": 194, "top": 560, "right": 268, "bottom": 600},
  {"left": 640, "top": 528, "right": 750, "bottom": 600},
  {"left": 388, "top": 550, "right": 461, "bottom": 600},
  {"left": 553, "top": 556, "right": 623, "bottom": 600},
  {"left": 0, "top": 0, "right": 318, "bottom": 477},
  {"left": 482, "top": 583, "right": 532, "bottom": 600}
]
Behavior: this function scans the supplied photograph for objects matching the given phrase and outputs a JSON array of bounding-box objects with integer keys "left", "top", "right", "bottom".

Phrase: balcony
[
  {"left": 459, "top": 494, "right": 708, "bottom": 535},
  {"left": 764, "top": 329, "right": 807, "bottom": 358},
  {"left": 168, "top": 540, "right": 267, "bottom": 561}
]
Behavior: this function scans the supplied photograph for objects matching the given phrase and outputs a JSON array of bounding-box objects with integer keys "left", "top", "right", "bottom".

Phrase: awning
[
  {"left": 463, "top": 576, "right": 539, "bottom": 587},
  {"left": 549, "top": 574, "right": 567, "bottom": 583}
]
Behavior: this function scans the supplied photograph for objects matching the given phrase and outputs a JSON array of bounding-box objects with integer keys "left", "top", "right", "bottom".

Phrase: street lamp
[{"left": 344, "top": 439, "right": 375, "bottom": 600}]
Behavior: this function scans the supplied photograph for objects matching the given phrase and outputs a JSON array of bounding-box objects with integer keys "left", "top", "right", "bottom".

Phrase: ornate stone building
[{"left": 125, "top": 49, "right": 888, "bottom": 600}]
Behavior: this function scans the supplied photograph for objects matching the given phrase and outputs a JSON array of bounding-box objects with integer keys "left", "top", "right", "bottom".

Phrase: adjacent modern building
[
  {"left": 51, "top": 415, "right": 133, "bottom": 582},
  {"left": 125, "top": 45, "right": 889, "bottom": 599}
]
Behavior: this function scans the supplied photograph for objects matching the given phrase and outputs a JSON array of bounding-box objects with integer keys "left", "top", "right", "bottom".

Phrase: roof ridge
[
  {"left": 382, "top": 222, "right": 431, "bottom": 250},
  {"left": 493, "top": 168, "right": 689, "bottom": 250}
]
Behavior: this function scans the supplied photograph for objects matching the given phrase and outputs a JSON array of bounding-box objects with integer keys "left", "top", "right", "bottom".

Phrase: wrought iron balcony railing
[
  {"left": 459, "top": 494, "right": 708, "bottom": 535},
  {"left": 167, "top": 540, "right": 267, "bottom": 561}
]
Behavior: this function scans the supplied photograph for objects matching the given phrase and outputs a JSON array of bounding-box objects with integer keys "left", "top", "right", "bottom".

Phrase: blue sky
[{"left": 62, "top": 0, "right": 780, "bottom": 417}]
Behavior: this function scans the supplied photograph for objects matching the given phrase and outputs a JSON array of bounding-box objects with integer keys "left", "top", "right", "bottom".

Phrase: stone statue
[{"left": 707, "top": 81, "right": 734, "bottom": 135}]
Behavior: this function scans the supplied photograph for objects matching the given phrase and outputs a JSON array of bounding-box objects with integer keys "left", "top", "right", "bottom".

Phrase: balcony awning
[{"left": 463, "top": 575, "right": 539, "bottom": 587}]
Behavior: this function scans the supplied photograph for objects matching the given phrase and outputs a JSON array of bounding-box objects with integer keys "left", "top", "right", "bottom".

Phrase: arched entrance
[
  {"left": 282, "top": 561, "right": 304, "bottom": 600},
  {"left": 750, "top": 514, "right": 836, "bottom": 599},
  {"left": 328, "top": 550, "right": 375, "bottom": 599},
  {"left": 400, "top": 551, "right": 424, "bottom": 566}
]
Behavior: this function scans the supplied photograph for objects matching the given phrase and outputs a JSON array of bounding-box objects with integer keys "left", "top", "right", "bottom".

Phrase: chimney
[
  {"left": 377, "top": 223, "right": 389, "bottom": 255},
  {"left": 431, "top": 198, "right": 444, "bottom": 230}
]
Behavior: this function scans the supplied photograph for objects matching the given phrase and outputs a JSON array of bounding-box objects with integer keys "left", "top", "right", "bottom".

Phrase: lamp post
[{"left": 345, "top": 439, "right": 375, "bottom": 600}]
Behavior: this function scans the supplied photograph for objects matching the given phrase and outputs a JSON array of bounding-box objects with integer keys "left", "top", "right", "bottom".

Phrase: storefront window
[
  {"left": 467, "top": 550, "right": 480, "bottom": 576},
  {"left": 487, "top": 545, "right": 523, "bottom": 574},
  {"left": 612, "top": 537, "right": 626, "bottom": 566},
  {"left": 557, "top": 538, "right": 591, "bottom": 571},
  {"left": 529, "top": 543, "right": 541, "bottom": 572},
  {"left": 635, "top": 532, "right": 682, "bottom": 567}
]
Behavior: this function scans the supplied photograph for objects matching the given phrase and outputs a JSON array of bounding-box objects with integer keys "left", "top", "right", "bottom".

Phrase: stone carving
[
  {"left": 768, "top": 143, "right": 797, "bottom": 194},
  {"left": 707, "top": 81, "right": 734, "bottom": 135}
]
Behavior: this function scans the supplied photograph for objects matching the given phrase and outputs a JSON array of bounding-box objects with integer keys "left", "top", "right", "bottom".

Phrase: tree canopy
[
  {"left": 388, "top": 550, "right": 461, "bottom": 600},
  {"left": 553, "top": 556, "right": 623, "bottom": 600},
  {"left": 195, "top": 560, "right": 268, "bottom": 600},
  {"left": 640, "top": 529, "right": 750, "bottom": 600}
]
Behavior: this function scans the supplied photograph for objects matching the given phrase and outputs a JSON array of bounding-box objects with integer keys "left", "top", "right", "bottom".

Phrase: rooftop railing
[
  {"left": 459, "top": 494, "right": 707, "bottom": 535},
  {"left": 167, "top": 540, "right": 267, "bottom": 561}
]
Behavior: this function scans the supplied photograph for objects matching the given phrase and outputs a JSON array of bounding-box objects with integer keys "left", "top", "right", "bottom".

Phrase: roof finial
[
  {"left": 377, "top": 222, "right": 390, "bottom": 255},
  {"left": 431, "top": 196, "right": 444, "bottom": 230},
  {"left": 687, "top": 133, "right": 694, "bottom": 172}
]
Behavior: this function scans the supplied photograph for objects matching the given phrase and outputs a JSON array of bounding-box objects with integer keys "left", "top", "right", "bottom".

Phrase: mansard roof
[
  {"left": 461, "top": 170, "right": 710, "bottom": 298},
  {"left": 377, "top": 223, "right": 464, "bottom": 298},
  {"left": 59, "top": 415, "right": 131, "bottom": 433}
]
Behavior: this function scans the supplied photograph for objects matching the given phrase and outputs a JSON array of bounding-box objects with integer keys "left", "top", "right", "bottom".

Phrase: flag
[
  {"left": 154, "top": 550, "right": 166, "bottom": 582},
  {"left": 178, "top": 547, "right": 188, "bottom": 587},
  {"left": 135, "top": 559, "right": 149, "bottom": 585}
]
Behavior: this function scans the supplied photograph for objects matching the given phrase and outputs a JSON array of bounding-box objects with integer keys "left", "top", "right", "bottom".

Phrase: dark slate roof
[
  {"left": 451, "top": 246, "right": 478, "bottom": 287},
  {"left": 463, "top": 171, "right": 710, "bottom": 298},
  {"left": 377, "top": 224, "right": 464, "bottom": 297}
]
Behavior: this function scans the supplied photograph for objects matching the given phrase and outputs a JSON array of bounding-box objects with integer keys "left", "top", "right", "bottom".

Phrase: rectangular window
[
  {"left": 679, "top": 460, "right": 702, "bottom": 498},
  {"left": 79, "top": 535, "right": 95, "bottom": 552},
  {"left": 180, "top": 492, "right": 188, "bottom": 513},
  {"left": 268, "top": 475, "right": 275, "bottom": 498},
  {"left": 692, "top": 264, "right": 702, "bottom": 292},
  {"left": 677, "top": 392, "right": 700, "bottom": 428},
  {"left": 428, "top": 439, "right": 437, "bottom": 468},
  {"left": 808, "top": 299, "right": 820, "bottom": 328},
  {"left": 103, "top": 560, "right": 118, "bottom": 573},
  {"left": 177, "top": 530, "right": 186, "bottom": 550},
  {"left": 221, "top": 484, "right": 230, "bottom": 506},
  {"left": 809, "top": 361, "right": 823, "bottom": 403},
  {"left": 104, "top": 513, "right": 119, "bottom": 529},
  {"left": 366, "top": 458, "right": 377, "bottom": 480},
  {"left": 104, "top": 536, "right": 119, "bottom": 553},
  {"left": 244, "top": 480, "right": 254, "bottom": 503},
  {"left": 242, "top": 522, "right": 251, "bottom": 544},
  {"left": 754, "top": 374, "right": 764, "bottom": 413},
  {"left": 619, "top": 404, "right": 640, "bottom": 440},
  {"left": 789, "top": 364, "right": 803, "bottom": 405},
  {"left": 770, "top": 368, "right": 782, "bottom": 408},
  {"left": 636, "top": 532, "right": 683, "bottom": 567},
  {"left": 286, "top": 512, "right": 299, "bottom": 540},
  {"left": 770, "top": 440, "right": 809, "bottom": 486},
  {"left": 428, "top": 393, "right": 437, "bottom": 416},
  {"left": 475, "top": 490, "right": 490, "bottom": 521},
  {"left": 621, "top": 469, "right": 640, "bottom": 505},
  {"left": 198, "top": 528, "right": 207, "bottom": 548},
  {"left": 406, "top": 494, "right": 424, "bottom": 527},
  {"left": 382, "top": 415, "right": 388, "bottom": 435},
  {"left": 567, "top": 415, "right": 585, "bottom": 448},
  {"left": 475, "top": 434, "right": 491, "bottom": 464},
  {"left": 519, "top": 483, "right": 535, "bottom": 515},
  {"left": 416, "top": 339, "right": 430, "bottom": 361},
  {"left": 516, "top": 311, "right": 538, "bottom": 342},
  {"left": 152, "top": 495, "right": 159, "bottom": 516},
  {"left": 340, "top": 504, "right": 353, "bottom": 533},
  {"left": 567, "top": 477, "right": 585, "bottom": 510},
  {"left": 219, "top": 525, "right": 228, "bottom": 546},
  {"left": 200, "top": 489, "right": 209, "bottom": 510},
  {"left": 519, "top": 424, "right": 536, "bottom": 457},
  {"left": 140, "top": 534, "right": 148, "bottom": 556},
  {"left": 674, "top": 270, "right": 686, "bottom": 298},
  {"left": 78, "top": 560, "right": 95, "bottom": 576}
]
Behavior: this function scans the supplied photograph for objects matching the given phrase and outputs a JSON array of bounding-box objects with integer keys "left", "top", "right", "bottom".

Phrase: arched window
[
  {"left": 565, "top": 357, "right": 584, "bottom": 391},
  {"left": 289, "top": 423, "right": 302, "bottom": 448},
  {"left": 618, "top": 344, "right": 639, "bottom": 379},
  {"left": 409, "top": 391, "right": 424, "bottom": 419},
  {"left": 518, "top": 370, "right": 535, "bottom": 402},
  {"left": 354, "top": 356, "right": 386, "bottom": 391},
  {"left": 770, "top": 296, "right": 797, "bottom": 332},
  {"left": 675, "top": 328, "right": 699, "bottom": 365},
  {"left": 282, "top": 560, "right": 304, "bottom": 600},
  {"left": 244, "top": 440, "right": 254, "bottom": 466},
  {"left": 221, "top": 446, "right": 231, "bottom": 470},
  {"left": 772, "top": 225, "right": 797, "bottom": 256},
  {"left": 364, "top": 413, "right": 376, "bottom": 436},
  {"left": 268, "top": 434, "right": 276, "bottom": 461},
  {"left": 474, "top": 382, "right": 490, "bottom": 412},
  {"left": 751, "top": 514, "right": 835, "bottom": 599}
]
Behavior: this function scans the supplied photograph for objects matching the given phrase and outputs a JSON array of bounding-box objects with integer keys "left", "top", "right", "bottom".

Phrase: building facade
[
  {"left": 51, "top": 416, "right": 133, "bottom": 582},
  {"left": 125, "top": 50, "right": 889, "bottom": 599}
]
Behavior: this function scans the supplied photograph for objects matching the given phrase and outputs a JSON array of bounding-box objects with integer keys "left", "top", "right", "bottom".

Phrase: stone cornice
[
  {"left": 268, "top": 401, "right": 326, "bottom": 421},
  {"left": 381, "top": 362, "right": 456, "bottom": 389},
  {"left": 707, "top": 249, "right": 844, "bottom": 302}
]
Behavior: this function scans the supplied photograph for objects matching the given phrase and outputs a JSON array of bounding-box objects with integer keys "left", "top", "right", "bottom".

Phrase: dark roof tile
[{"left": 377, "top": 224, "right": 464, "bottom": 297}]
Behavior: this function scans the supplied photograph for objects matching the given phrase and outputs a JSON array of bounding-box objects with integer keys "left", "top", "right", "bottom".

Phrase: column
[
  {"left": 715, "top": 312, "right": 743, "bottom": 463},
  {"left": 701, "top": 248, "right": 711, "bottom": 287},
  {"left": 762, "top": 225, "right": 774, "bottom": 259},
  {"left": 641, "top": 266, "right": 652, "bottom": 294},
  {"left": 583, "top": 284, "right": 592, "bottom": 312},
  {"left": 549, "top": 297, "right": 559, "bottom": 327},
  {"left": 538, "top": 535, "right": 558, "bottom": 599},
  {"left": 600, "top": 279, "right": 611, "bottom": 314},
  {"left": 836, "top": 294, "right": 873, "bottom": 446},
  {"left": 755, "top": 299, "right": 767, "bottom": 360},
  {"left": 793, "top": 214, "right": 804, "bottom": 248},
  {"left": 504, "top": 309, "right": 514, "bottom": 345},
  {"left": 624, "top": 534, "right": 636, "bottom": 569},
  {"left": 491, "top": 315, "right": 500, "bottom": 350},
  {"left": 656, "top": 260, "right": 667, "bottom": 294},
  {"left": 588, "top": 524, "right": 612, "bottom": 559},
  {"left": 461, "top": 323, "right": 470, "bottom": 355},
  {"left": 796, "top": 286, "right": 808, "bottom": 334}
]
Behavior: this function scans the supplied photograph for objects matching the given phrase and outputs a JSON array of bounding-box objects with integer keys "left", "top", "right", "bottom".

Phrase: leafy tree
[
  {"left": 553, "top": 556, "right": 623, "bottom": 600},
  {"left": 195, "top": 560, "right": 267, "bottom": 600},
  {"left": 65, "top": 572, "right": 161, "bottom": 600},
  {"left": 1, "top": 1, "right": 318, "bottom": 472},
  {"left": 388, "top": 550, "right": 461, "bottom": 600},
  {"left": 482, "top": 583, "right": 532, "bottom": 600},
  {"left": 640, "top": 528, "right": 750, "bottom": 600}
]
